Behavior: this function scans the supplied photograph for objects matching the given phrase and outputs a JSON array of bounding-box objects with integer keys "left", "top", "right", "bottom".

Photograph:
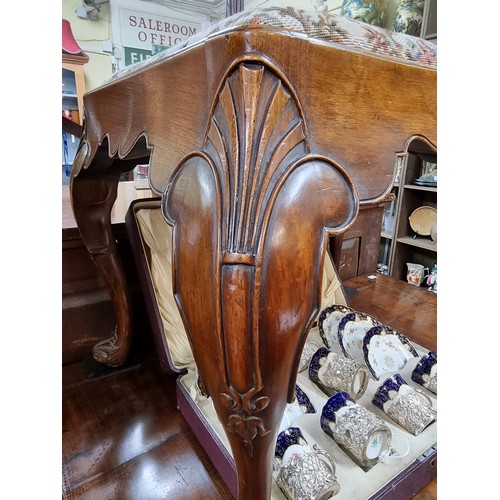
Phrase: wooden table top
[
  {"left": 62, "top": 181, "right": 158, "bottom": 231},
  {"left": 342, "top": 273, "right": 437, "bottom": 352}
]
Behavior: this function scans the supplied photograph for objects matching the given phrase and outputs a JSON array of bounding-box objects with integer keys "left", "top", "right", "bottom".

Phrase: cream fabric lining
[
  {"left": 136, "top": 208, "right": 194, "bottom": 369},
  {"left": 135, "top": 207, "right": 346, "bottom": 369}
]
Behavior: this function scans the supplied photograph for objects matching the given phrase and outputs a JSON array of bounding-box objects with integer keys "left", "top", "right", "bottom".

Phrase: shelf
[
  {"left": 403, "top": 184, "right": 437, "bottom": 193},
  {"left": 380, "top": 231, "right": 393, "bottom": 240},
  {"left": 62, "top": 93, "right": 78, "bottom": 99},
  {"left": 396, "top": 236, "right": 437, "bottom": 252}
]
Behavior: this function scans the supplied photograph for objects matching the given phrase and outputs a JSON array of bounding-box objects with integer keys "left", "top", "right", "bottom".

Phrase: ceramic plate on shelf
[
  {"left": 317, "top": 304, "right": 354, "bottom": 349},
  {"left": 408, "top": 206, "right": 437, "bottom": 236},
  {"left": 362, "top": 325, "right": 419, "bottom": 380},
  {"left": 337, "top": 312, "right": 380, "bottom": 364},
  {"left": 414, "top": 179, "right": 437, "bottom": 187}
]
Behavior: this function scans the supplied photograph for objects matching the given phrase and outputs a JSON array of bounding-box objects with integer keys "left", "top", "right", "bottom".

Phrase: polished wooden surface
[
  {"left": 62, "top": 115, "right": 82, "bottom": 138},
  {"left": 79, "top": 29, "right": 436, "bottom": 202},
  {"left": 62, "top": 358, "right": 435, "bottom": 500},
  {"left": 70, "top": 20, "right": 436, "bottom": 499},
  {"left": 343, "top": 273, "right": 437, "bottom": 352},
  {"left": 62, "top": 353, "right": 233, "bottom": 500}
]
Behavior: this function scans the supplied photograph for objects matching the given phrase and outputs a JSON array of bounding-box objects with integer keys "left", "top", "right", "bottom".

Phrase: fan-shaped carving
[{"left": 204, "top": 62, "right": 308, "bottom": 255}]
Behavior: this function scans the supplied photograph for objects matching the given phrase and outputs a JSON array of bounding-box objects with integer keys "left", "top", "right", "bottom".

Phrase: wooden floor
[{"left": 62, "top": 344, "right": 233, "bottom": 500}]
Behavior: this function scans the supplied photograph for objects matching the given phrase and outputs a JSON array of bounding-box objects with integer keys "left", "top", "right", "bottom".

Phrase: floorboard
[{"left": 62, "top": 352, "right": 233, "bottom": 500}]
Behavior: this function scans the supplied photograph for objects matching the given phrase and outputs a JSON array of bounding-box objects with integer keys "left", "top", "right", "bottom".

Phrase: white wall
[{"left": 62, "top": 0, "right": 212, "bottom": 89}]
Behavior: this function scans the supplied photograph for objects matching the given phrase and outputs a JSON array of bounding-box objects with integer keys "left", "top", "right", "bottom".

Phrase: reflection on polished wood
[
  {"left": 62, "top": 354, "right": 233, "bottom": 500},
  {"left": 413, "top": 481, "right": 437, "bottom": 500},
  {"left": 62, "top": 273, "right": 437, "bottom": 500},
  {"left": 343, "top": 273, "right": 437, "bottom": 352}
]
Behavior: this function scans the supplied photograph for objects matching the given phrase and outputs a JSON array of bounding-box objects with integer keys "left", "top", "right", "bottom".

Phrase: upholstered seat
[{"left": 108, "top": 6, "right": 436, "bottom": 86}]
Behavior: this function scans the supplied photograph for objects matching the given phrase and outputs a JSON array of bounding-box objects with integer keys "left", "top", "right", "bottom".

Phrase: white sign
[{"left": 119, "top": 7, "right": 199, "bottom": 50}]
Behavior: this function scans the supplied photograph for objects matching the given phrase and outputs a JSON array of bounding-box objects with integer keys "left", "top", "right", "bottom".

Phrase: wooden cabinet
[
  {"left": 379, "top": 146, "right": 437, "bottom": 283},
  {"left": 377, "top": 2, "right": 437, "bottom": 284},
  {"left": 330, "top": 203, "right": 389, "bottom": 281}
]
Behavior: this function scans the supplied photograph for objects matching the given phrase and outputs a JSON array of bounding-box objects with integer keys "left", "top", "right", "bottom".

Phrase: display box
[{"left": 125, "top": 198, "right": 437, "bottom": 500}]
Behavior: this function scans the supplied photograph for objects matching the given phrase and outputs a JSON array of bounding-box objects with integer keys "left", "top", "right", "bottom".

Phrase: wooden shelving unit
[
  {"left": 379, "top": 141, "right": 437, "bottom": 283},
  {"left": 376, "top": 0, "right": 437, "bottom": 283}
]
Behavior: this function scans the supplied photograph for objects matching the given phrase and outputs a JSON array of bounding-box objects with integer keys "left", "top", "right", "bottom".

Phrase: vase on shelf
[{"left": 393, "top": 0, "right": 425, "bottom": 36}]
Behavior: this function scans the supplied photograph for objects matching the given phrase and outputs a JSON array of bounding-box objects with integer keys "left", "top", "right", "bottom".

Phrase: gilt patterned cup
[
  {"left": 321, "top": 392, "right": 392, "bottom": 470},
  {"left": 274, "top": 427, "right": 340, "bottom": 500},
  {"left": 411, "top": 351, "right": 437, "bottom": 394},
  {"left": 309, "top": 347, "right": 370, "bottom": 400},
  {"left": 372, "top": 374, "right": 437, "bottom": 436}
]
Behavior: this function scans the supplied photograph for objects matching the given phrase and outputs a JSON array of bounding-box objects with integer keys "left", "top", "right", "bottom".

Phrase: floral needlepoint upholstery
[{"left": 108, "top": 6, "right": 436, "bottom": 83}]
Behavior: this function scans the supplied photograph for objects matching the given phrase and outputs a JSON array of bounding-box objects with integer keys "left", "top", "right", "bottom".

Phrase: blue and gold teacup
[
  {"left": 411, "top": 351, "right": 437, "bottom": 394},
  {"left": 274, "top": 426, "right": 340, "bottom": 499},
  {"left": 321, "top": 392, "right": 391, "bottom": 470},
  {"left": 373, "top": 374, "right": 436, "bottom": 436}
]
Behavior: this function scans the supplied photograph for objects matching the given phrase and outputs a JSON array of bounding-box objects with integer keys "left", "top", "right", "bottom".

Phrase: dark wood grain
[{"left": 62, "top": 115, "right": 82, "bottom": 138}]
